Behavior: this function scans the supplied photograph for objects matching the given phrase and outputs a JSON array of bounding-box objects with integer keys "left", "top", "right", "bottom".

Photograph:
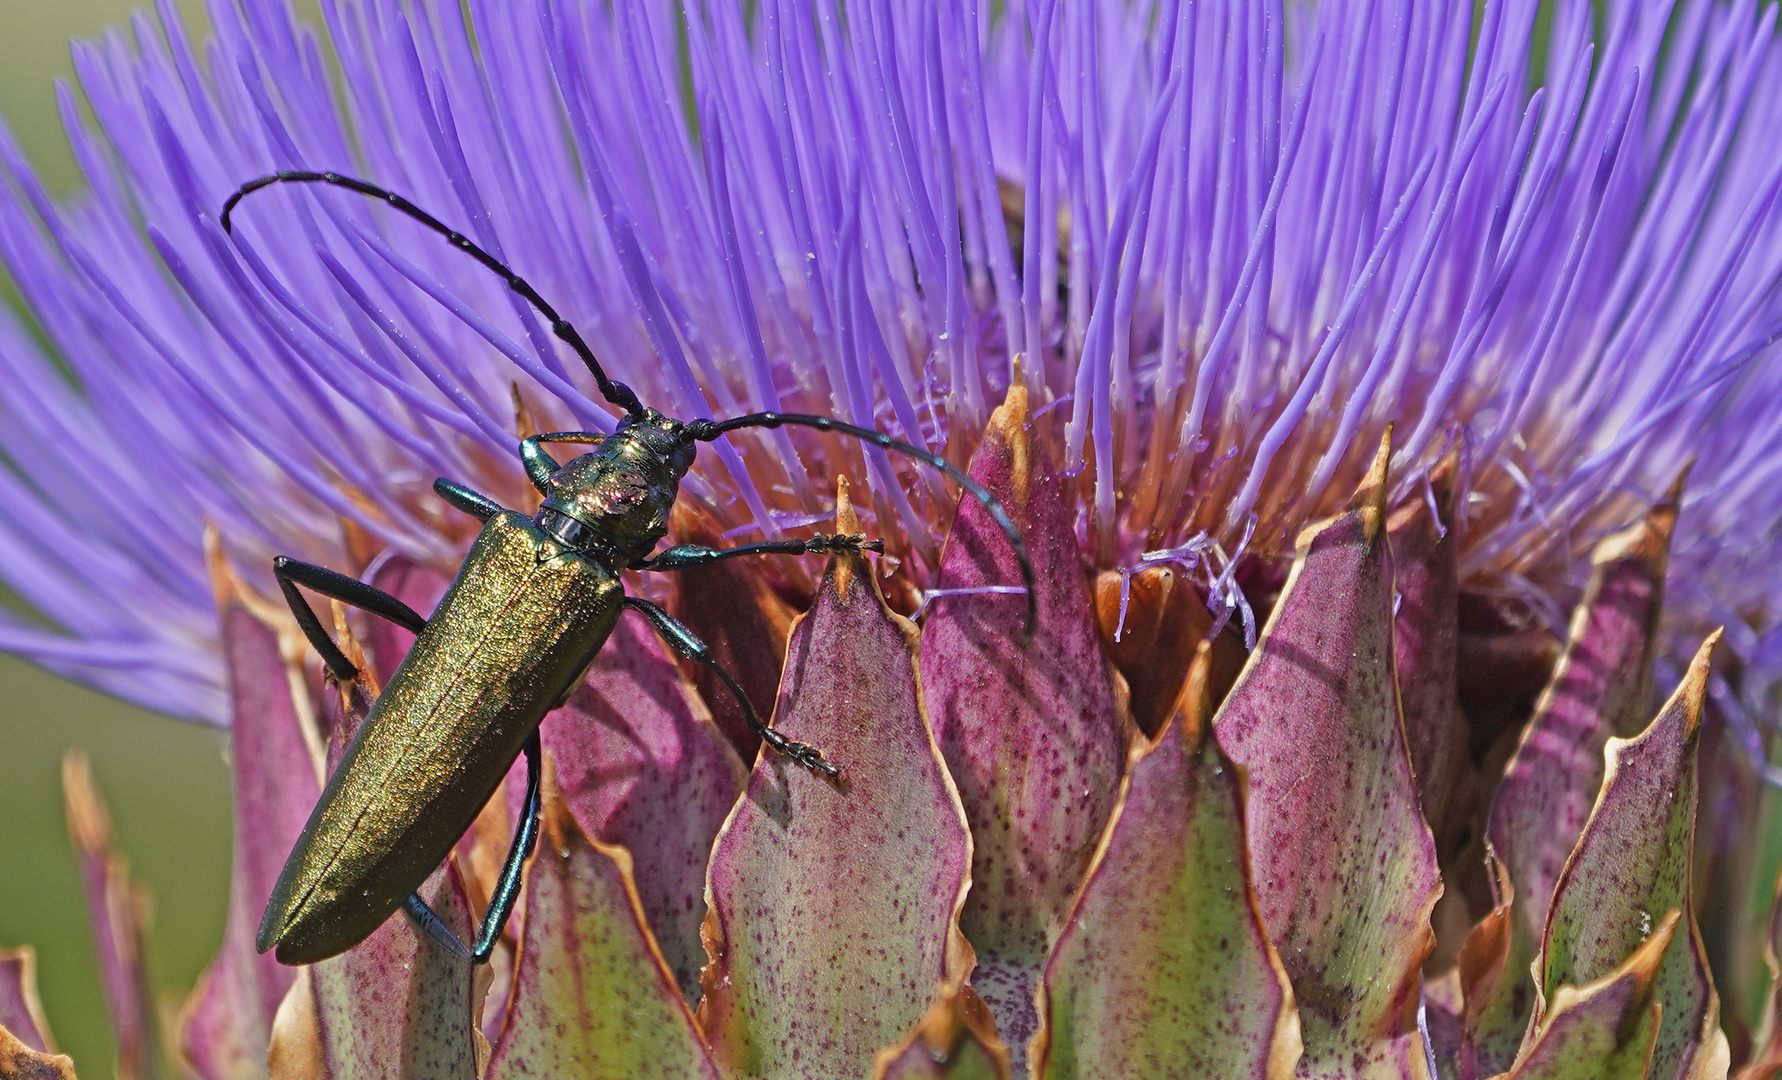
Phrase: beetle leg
[
  {"left": 623, "top": 597, "right": 840, "bottom": 777},
  {"left": 518, "top": 432, "right": 603, "bottom": 492},
  {"left": 400, "top": 729, "right": 542, "bottom": 964},
  {"left": 513, "top": 436, "right": 602, "bottom": 495},
  {"left": 273, "top": 556, "right": 428, "bottom": 683},
  {"left": 688, "top": 410, "right": 1039, "bottom": 638},
  {"left": 432, "top": 478, "right": 506, "bottom": 521},
  {"left": 402, "top": 893, "right": 472, "bottom": 961},
  {"left": 632, "top": 533, "right": 885, "bottom": 571},
  {"left": 473, "top": 728, "right": 542, "bottom": 962},
  {"left": 519, "top": 439, "right": 560, "bottom": 492}
]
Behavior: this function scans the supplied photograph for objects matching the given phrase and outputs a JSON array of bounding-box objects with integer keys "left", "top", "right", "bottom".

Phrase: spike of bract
[
  {"left": 536, "top": 614, "right": 746, "bottom": 1006},
  {"left": 1092, "top": 567, "right": 1244, "bottom": 739},
  {"left": 871, "top": 983, "right": 1012, "bottom": 1080},
  {"left": 1213, "top": 435, "right": 1443, "bottom": 1079},
  {"left": 182, "top": 554, "right": 321, "bottom": 1080},
  {"left": 1538, "top": 633, "right": 1728, "bottom": 1080},
  {"left": 62, "top": 752, "right": 162, "bottom": 1080},
  {"left": 1455, "top": 855, "right": 1517, "bottom": 1079},
  {"left": 487, "top": 770, "right": 721, "bottom": 1080},
  {"left": 1499, "top": 912, "right": 1677, "bottom": 1080},
  {"left": 920, "top": 382, "right": 1126, "bottom": 1072},
  {"left": 700, "top": 480, "right": 973, "bottom": 1079},
  {"left": 1033, "top": 718, "right": 1301, "bottom": 1079},
  {"left": 1477, "top": 493, "right": 1681, "bottom": 1072},
  {"left": 0, "top": 949, "right": 54, "bottom": 1057}
]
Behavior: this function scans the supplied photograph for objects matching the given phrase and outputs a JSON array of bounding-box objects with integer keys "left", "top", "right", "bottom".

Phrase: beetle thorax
[{"left": 537, "top": 414, "right": 695, "bottom": 563}]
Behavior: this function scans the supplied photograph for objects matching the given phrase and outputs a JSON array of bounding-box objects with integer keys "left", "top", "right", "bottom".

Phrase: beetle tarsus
[
  {"left": 403, "top": 893, "right": 473, "bottom": 961},
  {"left": 764, "top": 731, "right": 841, "bottom": 778}
]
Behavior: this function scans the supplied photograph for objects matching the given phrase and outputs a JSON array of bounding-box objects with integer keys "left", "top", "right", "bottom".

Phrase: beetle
[{"left": 220, "top": 171, "right": 1035, "bottom": 966}]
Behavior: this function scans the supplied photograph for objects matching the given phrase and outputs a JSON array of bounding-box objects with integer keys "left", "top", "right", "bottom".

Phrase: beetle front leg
[
  {"left": 273, "top": 556, "right": 428, "bottom": 683},
  {"left": 623, "top": 597, "right": 840, "bottom": 777},
  {"left": 432, "top": 478, "right": 506, "bottom": 521},
  {"left": 402, "top": 728, "right": 542, "bottom": 964},
  {"left": 633, "top": 533, "right": 884, "bottom": 572},
  {"left": 519, "top": 431, "right": 605, "bottom": 493}
]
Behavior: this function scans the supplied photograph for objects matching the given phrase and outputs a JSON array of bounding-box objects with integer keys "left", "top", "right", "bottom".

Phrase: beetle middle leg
[
  {"left": 623, "top": 597, "right": 839, "bottom": 777},
  {"left": 403, "top": 728, "right": 542, "bottom": 964}
]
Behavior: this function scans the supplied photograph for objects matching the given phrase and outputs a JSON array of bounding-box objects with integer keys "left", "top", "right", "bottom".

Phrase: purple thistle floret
[{"left": 1, "top": 0, "right": 1780, "bottom": 759}]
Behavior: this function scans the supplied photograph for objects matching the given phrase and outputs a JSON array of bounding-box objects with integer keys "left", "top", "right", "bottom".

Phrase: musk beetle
[{"left": 220, "top": 171, "right": 1035, "bottom": 966}]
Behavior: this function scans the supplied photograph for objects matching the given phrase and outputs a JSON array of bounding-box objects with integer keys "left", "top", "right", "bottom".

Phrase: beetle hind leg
[
  {"left": 403, "top": 728, "right": 543, "bottom": 964},
  {"left": 273, "top": 556, "right": 428, "bottom": 684},
  {"left": 623, "top": 597, "right": 840, "bottom": 778}
]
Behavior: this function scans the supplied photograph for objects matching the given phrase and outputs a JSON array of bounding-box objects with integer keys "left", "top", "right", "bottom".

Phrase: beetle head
[{"left": 537, "top": 409, "right": 699, "bottom": 562}]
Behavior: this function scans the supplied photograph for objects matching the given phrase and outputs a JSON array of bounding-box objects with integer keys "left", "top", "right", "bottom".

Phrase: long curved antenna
[
  {"left": 687, "top": 412, "right": 1038, "bottom": 637},
  {"left": 221, "top": 170, "right": 644, "bottom": 420}
]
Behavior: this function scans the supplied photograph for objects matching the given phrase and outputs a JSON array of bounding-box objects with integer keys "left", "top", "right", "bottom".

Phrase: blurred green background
[{"left": 0, "top": 1, "right": 233, "bottom": 1077}]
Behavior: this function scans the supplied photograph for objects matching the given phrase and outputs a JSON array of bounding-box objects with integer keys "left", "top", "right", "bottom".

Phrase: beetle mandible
[{"left": 220, "top": 171, "right": 1036, "bottom": 966}]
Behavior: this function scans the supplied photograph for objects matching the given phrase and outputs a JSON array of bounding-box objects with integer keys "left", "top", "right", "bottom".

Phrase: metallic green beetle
[{"left": 222, "top": 171, "right": 1035, "bottom": 966}]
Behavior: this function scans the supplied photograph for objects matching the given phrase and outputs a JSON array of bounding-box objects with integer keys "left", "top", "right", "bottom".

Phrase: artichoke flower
[{"left": 2, "top": 1, "right": 1782, "bottom": 1079}]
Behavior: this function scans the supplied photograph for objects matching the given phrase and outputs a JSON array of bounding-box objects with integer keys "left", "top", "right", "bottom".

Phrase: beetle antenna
[
  {"left": 221, "top": 170, "right": 645, "bottom": 420},
  {"left": 687, "top": 412, "right": 1037, "bottom": 637}
]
